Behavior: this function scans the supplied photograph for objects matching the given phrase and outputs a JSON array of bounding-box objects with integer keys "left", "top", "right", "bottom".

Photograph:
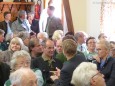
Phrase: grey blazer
[{"left": 11, "top": 18, "right": 31, "bottom": 33}]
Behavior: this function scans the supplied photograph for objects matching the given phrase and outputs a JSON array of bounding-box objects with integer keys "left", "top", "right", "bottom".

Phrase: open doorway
[
  {"left": 44, "top": 0, "right": 62, "bottom": 19},
  {"left": 41, "top": 0, "right": 68, "bottom": 34}
]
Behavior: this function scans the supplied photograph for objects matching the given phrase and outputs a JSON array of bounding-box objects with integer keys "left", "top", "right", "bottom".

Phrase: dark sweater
[
  {"left": 97, "top": 57, "right": 115, "bottom": 86},
  {"left": 31, "top": 56, "right": 63, "bottom": 86},
  {"left": 0, "top": 62, "right": 10, "bottom": 86},
  {"left": 54, "top": 54, "right": 86, "bottom": 86}
]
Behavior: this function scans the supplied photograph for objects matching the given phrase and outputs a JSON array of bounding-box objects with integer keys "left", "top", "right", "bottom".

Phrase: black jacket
[
  {"left": 31, "top": 19, "right": 39, "bottom": 34},
  {"left": 97, "top": 57, "right": 115, "bottom": 86},
  {"left": 31, "top": 56, "right": 63, "bottom": 86},
  {"left": 0, "top": 62, "right": 10, "bottom": 86},
  {"left": 0, "top": 21, "right": 12, "bottom": 37},
  {"left": 54, "top": 54, "right": 86, "bottom": 86}
]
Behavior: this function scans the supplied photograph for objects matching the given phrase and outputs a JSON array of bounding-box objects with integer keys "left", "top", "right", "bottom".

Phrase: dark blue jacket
[
  {"left": 97, "top": 57, "right": 115, "bottom": 86},
  {"left": 54, "top": 54, "right": 86, "bottom": 86}
]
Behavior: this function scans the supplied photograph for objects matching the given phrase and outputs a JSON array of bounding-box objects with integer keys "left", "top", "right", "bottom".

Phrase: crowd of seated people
[{"left": 0, "top": 8, "right": 115, "bottom": 86}]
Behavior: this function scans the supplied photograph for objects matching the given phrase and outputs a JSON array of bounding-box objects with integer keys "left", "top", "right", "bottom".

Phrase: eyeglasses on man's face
[{"left": 92, "top": 71, "right": 104, "bottom": 80}]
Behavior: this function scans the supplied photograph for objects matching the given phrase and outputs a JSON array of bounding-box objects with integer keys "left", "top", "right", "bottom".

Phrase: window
[{"left": 101, "top": 0, "right": 115, "bottom": 41}]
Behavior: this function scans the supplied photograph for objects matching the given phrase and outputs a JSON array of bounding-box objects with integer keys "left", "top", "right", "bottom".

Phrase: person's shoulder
[
  {"left": 12, "top": 19, "right": 18, "bottom": 24},
  {"left": 0, "top": 21, "right": 6, "bottom": 25},
  {"left": 53, "top": 57, "right": 62, "bottom": 62},
  {"left": 0, "top": 20, "right": 5, "bottom": 23},
  {"left": 77, "top": 51, "right": 85, "bottom": 55},
  {"left": 33, "top": 56, "right": 43, "bottom": 62},
  {"left": 2, "top": 50, "right": 8, "bottom": 54},
  {"left": 62, "top": 60, "right": 75, "bottom": 72},
  {"left": 108, "top": 57, "right": 115, "bottom": 63},
  {"left": 31, "top": 56, "right": 43, "bottom": 67},
  {"left": 0, "top": 62, "right": 10, "bottom": 70},
  {"left": 33, "top": 19, "right": 39, "bottom": 23},
  {"left": 3, "top": 50, "right": 11, "bottom": 54},
  {"left": 75, "top": 54, "right": 86, "bottom": 60},
  {"left": 32, "top": 68, "right": 41, "bottom": 72},
  {"left": 52, "top": 16, "right": 60, "bottom": 20},
  {"left": 4, "top": 79, "right": 11, "bottom": 86},
  {"left": 53, "top": 57, "right": 63, "bottom": 68}
]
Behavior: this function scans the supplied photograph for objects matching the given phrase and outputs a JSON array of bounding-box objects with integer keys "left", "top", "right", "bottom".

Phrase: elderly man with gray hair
[
  {"left": 71, "top": 62, "right": 106, "bottom": 86},
  {"left": 11, "top": 10, "right": 32, "bottom": 33},
  {"left": 37, "top": 32, "right": 48, "bottom": 42},
  {"left": 10, "top": 68, "right": 37, "bottom": 86}
]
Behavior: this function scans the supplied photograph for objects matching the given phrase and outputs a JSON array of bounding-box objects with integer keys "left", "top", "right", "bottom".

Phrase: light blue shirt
[{"left": 7, "top": 22, "right": 12, "bottom": 34}]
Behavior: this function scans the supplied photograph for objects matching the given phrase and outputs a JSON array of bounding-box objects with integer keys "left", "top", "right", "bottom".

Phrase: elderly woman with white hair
[
  {"left": 4, "top": 50, "right": 44, "bottom": 86},
  {"left": 2, "top": 37, "right": 24, "bottom": 65},
  {"left": 71, "top": 62, "right": 106, "bottom": 86},
  {"left": 37, "top": 32, "right": 48, "bottom": 42}
]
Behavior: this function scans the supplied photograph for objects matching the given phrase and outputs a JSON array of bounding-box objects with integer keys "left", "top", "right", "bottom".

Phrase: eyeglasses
[{"left": 92, "top": 71, "right": 103, "bottom": 79}]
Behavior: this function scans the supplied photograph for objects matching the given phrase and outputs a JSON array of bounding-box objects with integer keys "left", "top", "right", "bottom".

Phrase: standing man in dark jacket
[
  {"left": 51, "top": 39, "right": 86, "bottom": 86},
  {"left": 44, "top": 6, "right": 63, "bottom": 38}
]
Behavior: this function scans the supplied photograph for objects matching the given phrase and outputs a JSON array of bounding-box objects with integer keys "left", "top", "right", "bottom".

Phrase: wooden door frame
[{"left": 63, "top": 0, "right": 74, "bottom": 34}]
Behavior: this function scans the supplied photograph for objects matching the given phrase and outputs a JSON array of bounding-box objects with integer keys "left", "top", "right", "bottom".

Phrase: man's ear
[{"left": 90, "top": 78, "right": 96, "bottom": 86}]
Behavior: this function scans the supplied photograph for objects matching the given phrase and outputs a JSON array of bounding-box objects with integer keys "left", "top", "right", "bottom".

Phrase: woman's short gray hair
[
  {"left": 17, "top": 31, "right": 30, "bottom": 41},
  {"left": 10, "top": 50, "right": 31, "bottom": 70},
  {"left": 71, "top": 62, "right": 97, "bottom": 86},
  {"left": 37, "top": 32, "right": 48, "bottom": 39},
  {"left": 9, "top": 37, "right": 24, "bottom": 51}
]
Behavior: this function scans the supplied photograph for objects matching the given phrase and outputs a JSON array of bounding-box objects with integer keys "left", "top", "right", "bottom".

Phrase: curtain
[{"left": 100, "top": 0, "right": 115, "bottom": 40}]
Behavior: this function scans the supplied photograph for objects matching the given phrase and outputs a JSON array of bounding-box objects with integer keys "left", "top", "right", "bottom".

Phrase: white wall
[
  {"left": 69, "top": 0, "right": 87, "bottom": 32},
  {"left": 86, "top": 0, "right": 101, "bottom": 39},
  {"left": 69, "top": 0, "right": 101, "bottom": 39}
]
